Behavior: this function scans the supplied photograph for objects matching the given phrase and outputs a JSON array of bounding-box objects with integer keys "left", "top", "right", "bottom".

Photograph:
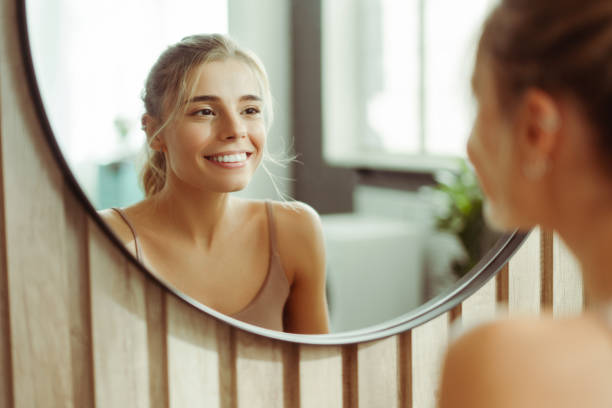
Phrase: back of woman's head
[
  {"left": 140, "top": 34, "right": 273, "bottom": 197},
  {"left": 478, "top": 0, "right": 612, "bottom": 169}
]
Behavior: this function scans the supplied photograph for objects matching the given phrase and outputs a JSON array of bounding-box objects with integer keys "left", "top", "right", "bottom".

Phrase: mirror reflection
[{"left": 26, "top": 0, "right": 501, "bottom": 334}]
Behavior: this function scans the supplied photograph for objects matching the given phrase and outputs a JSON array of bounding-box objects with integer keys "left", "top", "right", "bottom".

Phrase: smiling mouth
[{"left": 204, "top": 152, "right": 253, "bottom": 167}]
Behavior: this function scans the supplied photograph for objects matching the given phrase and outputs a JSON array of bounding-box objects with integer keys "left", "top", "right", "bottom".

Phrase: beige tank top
[{"left": 111, "top": 201, "right": 290, "bottom": 332}]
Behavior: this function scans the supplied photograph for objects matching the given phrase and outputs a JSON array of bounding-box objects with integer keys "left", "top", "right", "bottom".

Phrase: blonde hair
[{"left": 140, "top": 34, "right": 275, "bottom": 197}]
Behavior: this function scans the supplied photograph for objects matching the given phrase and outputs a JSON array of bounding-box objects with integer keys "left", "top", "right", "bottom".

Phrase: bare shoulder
[
  {"left": 97, "top": 207, "right": 138, "bottom": 250},
  {"left": 271, "top": 200, "right": 322, "bottom": 236},
  {"left": 439, "top": 315, "right": 612, "bottom": 408},
  {"left": 269, "top": 201, "right": 325, "bottom": 280}
]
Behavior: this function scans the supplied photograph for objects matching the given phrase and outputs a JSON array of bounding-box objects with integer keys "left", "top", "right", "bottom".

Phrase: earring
[{"left": 522, "top": 158, "right": 550, "bottom": 181}]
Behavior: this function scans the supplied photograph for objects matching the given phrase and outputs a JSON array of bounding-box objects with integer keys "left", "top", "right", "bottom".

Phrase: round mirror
[{"left": 21, "top": 0, "right": 525, "bottom": 343}]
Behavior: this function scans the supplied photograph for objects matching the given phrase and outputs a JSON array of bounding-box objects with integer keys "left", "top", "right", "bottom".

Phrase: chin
[
  {"left": 218, "top": 178, "right": 251, "bottom": 193},
  {"left": 227, "top": 184, "right": 248, "bottom": 193},
  {"left": 483, "top": 200, "right": 520, "bottom": 232}
]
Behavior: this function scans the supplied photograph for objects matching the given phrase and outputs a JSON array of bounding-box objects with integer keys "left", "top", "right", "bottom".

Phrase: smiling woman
[{"left": 98, "top": 34, "right": 330, "bottom": 334}]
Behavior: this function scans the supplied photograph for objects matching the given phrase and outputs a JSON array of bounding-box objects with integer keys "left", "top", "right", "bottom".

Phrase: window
[{"left": 322, "top": 0, "right": 497, "bottom": 172}]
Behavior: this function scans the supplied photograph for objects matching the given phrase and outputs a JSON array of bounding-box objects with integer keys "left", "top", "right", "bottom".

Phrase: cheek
[
  {"left": 250, "top": 124, "right": 267, "bottom": 153},
  {"left": 467, "top": 120, "right": 494, "bottom": 194},
  {"left": 165, "top": 128, "right": 205, "bottom": 170}
]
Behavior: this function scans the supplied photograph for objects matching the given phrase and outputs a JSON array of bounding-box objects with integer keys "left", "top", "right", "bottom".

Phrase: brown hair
[
  {"left": 477, "top": 0, "right": 612, "bottom": 166},
  {"left": 140, "top": 34, "right": 274, "bottom": 197}
]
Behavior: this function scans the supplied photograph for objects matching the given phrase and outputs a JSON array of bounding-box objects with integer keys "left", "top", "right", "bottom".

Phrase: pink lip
[{"left": 207, "top": 160, "right": 248, "bottom": 169}]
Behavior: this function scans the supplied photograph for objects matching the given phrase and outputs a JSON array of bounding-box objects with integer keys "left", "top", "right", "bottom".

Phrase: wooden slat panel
[
  {"left": 508, "top": 228, "right": 541, "bottom": 315},
  {"left": 166, "top": 294, "right": 226, "bottom": 407},
  {"left": 89, "top": 222, "right": 150, "bottom": 407},
  {"left": 552, "top": 233, "right": 583, "bottom": 317},
  {"left": 235, "top": 330, "right": 287, "bottom": 408},
  {"left": 411, "top": 313, "right": 449, "bottom": 408},
  {"left": 299, "top": 345, "right": 343, "bottom": 407},
  {"left": 63, "top": 188, "right": 95, "bottom": 407},
  {"left": 460, "top": 277, "right": 497, "bottom": 328},
  {"left": 358, "top": 336, "right": 400, "bottom": 407},
  {"left": 1, "top": 1, "right": 75, "bottom": 405}
]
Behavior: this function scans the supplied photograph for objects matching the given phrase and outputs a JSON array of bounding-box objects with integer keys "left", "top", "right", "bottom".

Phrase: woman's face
[
  {"left": 467, "top": 59, "right": 532, "bottom": 231},
  {"left": 160, "top": 58, "right": 266, "bottom": 193}
]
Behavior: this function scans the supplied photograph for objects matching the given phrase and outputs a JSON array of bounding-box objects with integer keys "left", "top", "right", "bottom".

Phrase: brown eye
[
  {"left": 194, "top": 108, "right": 215, "bottom": 116},
  {"left": 243, "top": 107, "right": 261, "bottom": 115}
]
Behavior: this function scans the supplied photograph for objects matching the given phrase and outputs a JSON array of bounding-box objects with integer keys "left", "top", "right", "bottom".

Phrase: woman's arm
[{"left": 274, "top": 201, "right": 330, "bottom": 334}]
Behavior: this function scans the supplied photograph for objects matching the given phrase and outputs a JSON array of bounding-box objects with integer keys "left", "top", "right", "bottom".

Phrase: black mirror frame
[{"left": 16, "top": 0, "right": 528, "bottom": 345}]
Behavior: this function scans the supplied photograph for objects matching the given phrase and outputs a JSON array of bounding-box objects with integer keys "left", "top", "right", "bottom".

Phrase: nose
[{"left": 219, "top": 111, "right": 247, "bottom": 141}]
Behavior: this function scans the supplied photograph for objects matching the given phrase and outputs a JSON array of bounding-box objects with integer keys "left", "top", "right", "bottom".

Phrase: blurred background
[{"left": 27, "top": 0, "right": 499, "bottom": 333}]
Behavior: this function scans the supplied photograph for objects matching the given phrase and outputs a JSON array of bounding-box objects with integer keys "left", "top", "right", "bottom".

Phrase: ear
[
  {"left": 142, "top": 114, "right": 166, "bottom": 152},
  {"left": 517, "top": 89, "right": 561, "bottom": 160}
]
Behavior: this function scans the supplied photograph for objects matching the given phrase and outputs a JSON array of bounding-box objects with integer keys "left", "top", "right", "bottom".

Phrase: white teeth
[{"left": 209, "top": 152, "right": 248, "bottom": 163}]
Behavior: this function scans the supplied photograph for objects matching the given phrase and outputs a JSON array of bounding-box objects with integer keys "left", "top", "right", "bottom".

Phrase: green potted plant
[{"left": 429, "top": 159, "right": 500, "bottom": 278}]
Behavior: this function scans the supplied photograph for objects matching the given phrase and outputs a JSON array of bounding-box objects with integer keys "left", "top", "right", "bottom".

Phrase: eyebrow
[{"left": 187, "top": 94, "right": 262, "bottom": 103}]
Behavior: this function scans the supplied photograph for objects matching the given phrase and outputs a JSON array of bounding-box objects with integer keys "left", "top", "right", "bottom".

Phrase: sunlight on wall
[{"left": 27, "top": 0, "right": 227, "bottom": 205}]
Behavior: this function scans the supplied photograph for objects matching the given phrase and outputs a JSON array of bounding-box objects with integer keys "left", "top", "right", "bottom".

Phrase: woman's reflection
[{"left": 99, "top": 34, "right": 329, "bottom": 334}]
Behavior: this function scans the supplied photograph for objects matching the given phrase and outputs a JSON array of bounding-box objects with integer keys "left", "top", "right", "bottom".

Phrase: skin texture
[
  {"left": 99, "top": 59, "right": 329, "bottom": 334},
  {"left": 439, "top": 57, "right": 612, "bottom": 407}
]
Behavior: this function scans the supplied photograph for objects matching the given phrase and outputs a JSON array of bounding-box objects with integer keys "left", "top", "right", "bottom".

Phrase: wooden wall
[{"left": 0, "top": 0, "right": 583, "bottom": 406}]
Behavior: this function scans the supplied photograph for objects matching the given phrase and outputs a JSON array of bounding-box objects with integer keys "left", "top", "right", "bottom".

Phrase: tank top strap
[
  {"left": 264, "top": 200, "right": 279, "bottom": 256},
  {"left": 110, "top": 207, "right": 142, "bottom": 262}
]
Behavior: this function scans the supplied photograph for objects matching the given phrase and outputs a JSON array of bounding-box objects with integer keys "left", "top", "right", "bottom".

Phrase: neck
[
  {"left": 151, "top": 177, "right": 233, "bottom": 248},
  {"left": 554, "top": 203, "right": 612, "bottom": 308}
]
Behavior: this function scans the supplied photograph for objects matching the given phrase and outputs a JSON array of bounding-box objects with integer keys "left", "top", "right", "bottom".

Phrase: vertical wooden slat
[
  {"left": 0, "top": 131, "right": 11, "bottom": 408},
  {"left": 89, "top": 222, "right": 150, "bottom": 407},
  {"left": 398, "top": 331, "right": 412, "bottom": 408},
  {"left": 552, "top": 233, "right": 583, "bottom": 317},
  {"left": 299, "top": 345, "right": 343, "bottom": 407},
  {"left": 496, "top": 263, "right": 509, "bottom": 305},
  {"left": 0, "top": 56, "right": 11, "bottom": 406},
  {"left": 342, "top": 344, "right": 358, "bottom": 408},
  {"left": 63, "top": 188, "right": 95, "bottom": 407},
  {"left": 144, "top": 278, "right": 169, "bottom": 408},
  {"left": 217, "top": 324, "right": 237, "bottom": 408},
  {"left": 448, "top": 304, "right": 462, "bottom": 325},
  {"left": 166, "top": 294, "right": 225, "bottom": 407},
  {"left": 235, "top": 330, "right": 286, "bottom": 408},
  {"left": 282, "top": 341, "right": 300, "bottom": 408},
  {"left": 508, "top": 228, "right": 541, "bottom": 315},
  {"left": 2, "top": 1, "right": 75, "bottom": 405},
  {"left": 540, "top": 229, "right": 554, "bottom": 309},
  {"left": 358, "top": 336, "right": 400, "bottom": 407},
  {"left": 410, "top": 313, "right": 449, "bottom": 408}
]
